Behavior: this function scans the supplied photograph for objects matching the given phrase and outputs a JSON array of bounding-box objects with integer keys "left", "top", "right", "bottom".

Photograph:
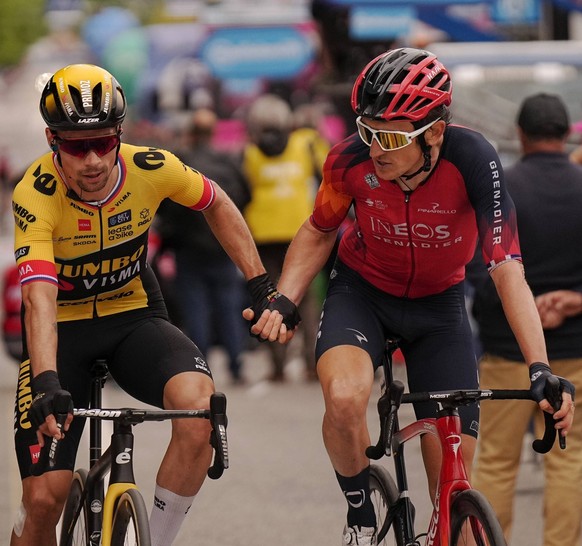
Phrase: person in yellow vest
[{"left": 243, "top": 94, "right": 329, "bottom": 381}]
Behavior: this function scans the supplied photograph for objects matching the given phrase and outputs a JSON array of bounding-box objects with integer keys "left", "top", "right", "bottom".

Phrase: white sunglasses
[{"left": 356, "top": 117, "right": 441, "bottom": 151}]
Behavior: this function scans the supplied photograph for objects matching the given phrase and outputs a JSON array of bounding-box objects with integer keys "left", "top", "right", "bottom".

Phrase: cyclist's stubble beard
[{"left": 67, "top": 153, "right": 118, "bottom": 201}]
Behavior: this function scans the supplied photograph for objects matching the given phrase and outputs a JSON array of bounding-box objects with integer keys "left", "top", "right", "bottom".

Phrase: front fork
[{"left": 424, "top": 411, "right": 471, "bottom": 546}]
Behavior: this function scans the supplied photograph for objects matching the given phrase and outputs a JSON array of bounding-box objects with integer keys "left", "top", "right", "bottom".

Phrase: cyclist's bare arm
[
  {"left": 21, "top": 281, "right": 72, "bottom": 441},
  {"left": 490, "top": 260, "right": 575, "bottom": 434},
  {"left": 203, "top": 183, "right": 266, "bottom": 280},
  {"left": 246, "top": 219, "right": 338, "bottom": 343}
]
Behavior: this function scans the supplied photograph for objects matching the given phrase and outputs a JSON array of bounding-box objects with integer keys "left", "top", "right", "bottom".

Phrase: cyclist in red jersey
[
  {"left": 10, "top": 64, "right": 299, "bottom": 546},
  {"left": 245, "top": 48, "right": 575, "bottom": 546}
]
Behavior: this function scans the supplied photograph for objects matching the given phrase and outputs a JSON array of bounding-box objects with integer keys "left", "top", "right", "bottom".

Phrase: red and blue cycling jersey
[{"left": 310, "top": 125, "right": 521, "bottom": 298}]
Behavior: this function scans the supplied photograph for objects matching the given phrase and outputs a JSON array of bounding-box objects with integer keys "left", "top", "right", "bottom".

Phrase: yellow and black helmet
[{"left": 40, "top": 64, "right": 127, "bottom": 131}]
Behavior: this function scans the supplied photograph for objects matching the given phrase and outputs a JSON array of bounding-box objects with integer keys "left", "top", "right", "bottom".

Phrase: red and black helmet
[{"left": 351, "top": 47, "right": 452, "bottom": 122}]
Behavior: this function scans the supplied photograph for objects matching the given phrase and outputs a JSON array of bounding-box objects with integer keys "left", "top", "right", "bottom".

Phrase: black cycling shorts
[
  {"left": 14, "top": 306, "right": 212, "bottom": 479},
  {"left": 316, "top": 260, "right": 479, "bottom": 438}
]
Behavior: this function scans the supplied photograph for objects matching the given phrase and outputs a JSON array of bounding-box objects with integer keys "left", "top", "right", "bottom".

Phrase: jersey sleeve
[
  {"left": 457, "top": 131, "right": 521, "bottom": 272},
  {"left": 12, "top": 171, "right": 60, "bottom": 286},
  {"left": 159, "top": 150, "right": 216, "bottom": 211},
  {"left": 310, "top": 144, "right": 354, "bottom": 232}
]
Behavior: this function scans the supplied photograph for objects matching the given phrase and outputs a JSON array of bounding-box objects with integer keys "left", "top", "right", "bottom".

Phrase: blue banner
[
  {"left": 350, "top": 6, "right": 416, "bottom": 39},
  {"left": 199, "top": 26, "right": 315, "bottom": 79}
]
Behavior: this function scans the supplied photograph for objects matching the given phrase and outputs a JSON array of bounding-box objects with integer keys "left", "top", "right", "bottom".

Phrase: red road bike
[{"left": 367, "top": 340, "right": 564, "bottom": 546}]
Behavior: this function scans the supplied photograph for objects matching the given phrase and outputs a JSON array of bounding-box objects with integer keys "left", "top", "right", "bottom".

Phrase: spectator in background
[
  {"left": 156, "top": 108, "right": 251, "bottom": 384},
  {"left": 242, "top": 94, "right": 328, "bottom": 381},
  {"left": 2, "top": 264, "right": 22, "bottom": 362},
  {"left": 468, "top": 93, "right": 582, "bottom": 546}
]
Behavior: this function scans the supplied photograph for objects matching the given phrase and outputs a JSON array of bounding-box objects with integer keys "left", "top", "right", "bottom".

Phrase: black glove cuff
[
  {"left": 529, "top": 362, "right": 552, "bottom": 383},
  {"left": 247, "top": 273, "right": 277, "bottom": 303},
  {"left": 31, "top": 370, "right": 61, "bottom": 397}
]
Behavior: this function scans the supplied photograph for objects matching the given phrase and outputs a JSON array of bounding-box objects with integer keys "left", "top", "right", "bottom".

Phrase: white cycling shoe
[{"left": 342, "top": 524, "right": 377, "bottom": 546}]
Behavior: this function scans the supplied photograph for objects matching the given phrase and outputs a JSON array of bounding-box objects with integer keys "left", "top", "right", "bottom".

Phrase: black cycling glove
[
  {"left": 247, "top": 273, "right": 301, "bottom": 330},
  {"left": 30, "top": 370, "right": 74, "bottom": 430},
  {"left": 529, "top": 362, "right": 576, "bottom": 406}
]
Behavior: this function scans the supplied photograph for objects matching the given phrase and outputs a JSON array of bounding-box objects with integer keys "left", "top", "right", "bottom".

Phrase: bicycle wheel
[
  {"left": 450, "top": 489, "right": 507, "bottom": 546},
  {"left": 60, "top": 469, "right": 89, "bottom": 546},
  {"left": 110, "top": 488, "right": 151, "bottom": 546},
  {"left": 369, "top": 464, "right": 405, "bottom": 546}
]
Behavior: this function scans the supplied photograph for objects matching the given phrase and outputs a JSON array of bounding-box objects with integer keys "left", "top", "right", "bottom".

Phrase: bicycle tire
[
  {"left": 450, "top": 489, "right": 507, "bottom": 546},
  {"left": 60, "top": 469, "right": 90, "bottom": 546},
  {"left": 110, "top": 488, "right": 151, "bottom": 546},
  {"left": 369, "top": 464, "right": 405, "bottom": 546}
]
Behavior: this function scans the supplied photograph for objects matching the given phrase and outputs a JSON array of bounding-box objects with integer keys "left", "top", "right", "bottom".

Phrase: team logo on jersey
[{"left": 364, "top": 173, "right": 380, "bottom": 189}]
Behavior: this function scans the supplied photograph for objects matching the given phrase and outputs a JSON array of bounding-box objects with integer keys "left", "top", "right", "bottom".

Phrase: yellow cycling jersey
[
  {"left": 12, "top": 143, "right": 215, "bottom": 322},
  {"left": 242, "top": 129, "right": 327, "bottom": 244}
]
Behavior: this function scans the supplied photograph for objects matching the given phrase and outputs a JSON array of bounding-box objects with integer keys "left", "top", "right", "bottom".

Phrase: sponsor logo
[
  {"left": 194, "top": 356, "right": 210, "bottom": 373},
  {"left": 75, "top": 409, "right": 122, "bottom": 418},
  {"left": 426, "top": 491, "right": 440, "bottom": 546},
  {"left": 115, "top": 448, "right": 132, "bottom": 465},
  {"left": 56, "top": 244, "right": 145, "bottom": 292},
  {"left": 15, "top": 246, "right": 30, "bottom": 260},
  {"left": 16, "top": 361, "right": 33, "bottom": 432},
  {"left": 103, "top": 91, "right": 111, "bottom": 114},
  {"left": 29, "top": 444, "right": 41, "bottom": 465},
  {"left": 57, "top": 278, "right": 76, "bottom": 291},
  {"left": 114, "top": 192, "right": 131, "bottom": 207},
  {"left": 369, "top": 216, "right": 462, "bottom": 249},
  {"left": 13, "top": 202, "right": 37, "bottom": 232},
  {"left": 364, "top": 198, "right": 386, "bottom": 210},
  {"left": 90, "top": 501, "right": 102, "bottom": 514},
  {"left": 489, "top": 160, "right": 503, "bottom": 245},
  {"left": 346, "top": 328, "right": 368, "bottom": 344},
  {"left": 345, "top": 489, "right": 366, "bottom": 508},
  {"left": 137, "top": 208, "right": 151, "bottom": 226},
  {"left": 134, "top": 150, "right": 166, "bottom": 171},
  {"left": 70, "top": 201, "right": 94, "bottom": 216},
  {"left": 447, "top": 434, "right": 462, "bottom": 456},
  {"left": 108, "top": 224, "right": 134, "bottom": 241},
  {"left": 108, "top": 210, "right": 131, "bottom": 227},
  {"left": 77, "top": 118, "right": 100, "bottom": 124},
  {"left": 154, "top": 496, "right": 166, "bottom": 511},
  {"left": 33, "top": 164, "right": 57, "bottom": 196},
  {"left": 78, "top": 219, "right": 91, "bottom": 231},
  {"left": 416, "top": 202, "right": 457, "bottom": 215},
  {"left": 58, "top": 291, "right": 134, "bottom": 306}
]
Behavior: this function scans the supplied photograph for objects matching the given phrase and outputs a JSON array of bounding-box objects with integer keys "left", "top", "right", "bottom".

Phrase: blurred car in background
[{"left": 429, "top": 40, "right": 582, "bottom": 165}]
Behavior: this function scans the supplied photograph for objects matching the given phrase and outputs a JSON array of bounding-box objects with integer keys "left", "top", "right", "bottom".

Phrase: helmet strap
[{"left": 401, "top": 136, "right": 432, "bottom": 180}]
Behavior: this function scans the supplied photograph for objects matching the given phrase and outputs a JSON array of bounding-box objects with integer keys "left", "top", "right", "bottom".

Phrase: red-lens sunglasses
[{"left": 53, "top": 134, "right": 120, "bottom": 158}]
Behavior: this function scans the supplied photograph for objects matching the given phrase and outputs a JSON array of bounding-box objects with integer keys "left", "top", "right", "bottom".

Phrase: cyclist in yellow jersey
[{"left": 10, "top": 64, "right": 299, "bottom": 546}]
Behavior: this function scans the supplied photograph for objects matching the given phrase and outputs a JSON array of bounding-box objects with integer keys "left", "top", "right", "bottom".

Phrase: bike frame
[
  {"left": 391, "top": 411, "right": 471, "bottom": 546},
  {"left": 372, "top": 340, "right": 560, "bottom": 546},
  {"left": 62, "top": 360, "right": 141, "bottom": 546}
]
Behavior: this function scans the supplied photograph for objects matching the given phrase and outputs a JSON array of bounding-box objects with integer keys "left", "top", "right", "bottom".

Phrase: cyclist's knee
[
  {"left": 22, "top": 479, "right": 67, "bottom": 527},
  {"left": 163, "top": 372, "right": 214, "bottom": 411},
  {"left": 324, "top": 376, "right": 370, "bottom": 428}
]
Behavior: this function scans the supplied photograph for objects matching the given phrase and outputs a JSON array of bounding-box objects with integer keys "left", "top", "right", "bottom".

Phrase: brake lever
[
  {"left": 545, "top": 375, "right": 567, "bottom": 450},
  {"left": 30, "top": 411, "right": 68, "bottom": 476},
  {"left": 207, "top": 392, "right": 229, "bottom": 479},
  {"left": 532, "top": 375, "right": 565, "bottom": 453},
  {"left": 366, "top": 380, "right": 404, "bottom": 460}
]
